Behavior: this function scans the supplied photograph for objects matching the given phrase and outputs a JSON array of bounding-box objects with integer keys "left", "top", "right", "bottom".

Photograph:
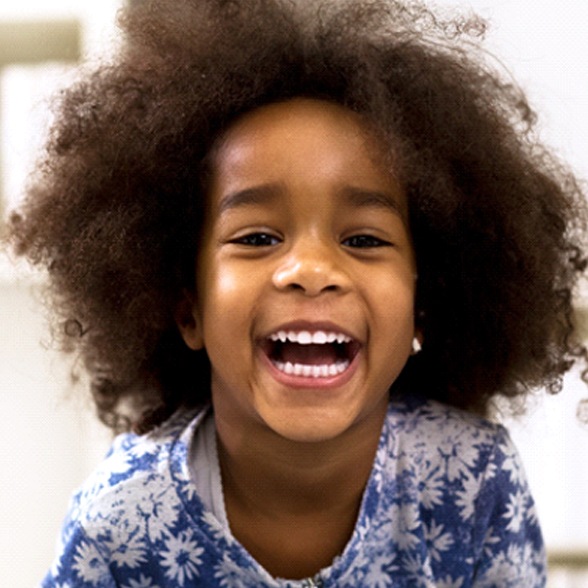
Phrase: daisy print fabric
[{"left": 41, "top": 397, "right": 546, "bottom": 587}]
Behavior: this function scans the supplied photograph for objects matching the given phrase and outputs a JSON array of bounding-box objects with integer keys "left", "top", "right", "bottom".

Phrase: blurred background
[{"left": 0, "top": 0, "right": 587, "bottom": 586}]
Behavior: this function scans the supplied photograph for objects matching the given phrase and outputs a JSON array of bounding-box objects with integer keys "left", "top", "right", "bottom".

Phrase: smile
[{"left": 263, "top": 329, "right": 360, "bottom": 379}]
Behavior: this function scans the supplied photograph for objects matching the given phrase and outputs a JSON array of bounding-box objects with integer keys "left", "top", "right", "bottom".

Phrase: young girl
[{"left": 7, "top": 0, "right": 587, "bottom": 586}]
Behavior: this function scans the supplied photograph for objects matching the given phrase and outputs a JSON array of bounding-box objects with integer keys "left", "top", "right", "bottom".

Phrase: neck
[
  {"left": 213, "top": 405, "right": 387, "bottom": 579},
  {"left": 214, "top": 404, "right": 386, "bottom": 518}
]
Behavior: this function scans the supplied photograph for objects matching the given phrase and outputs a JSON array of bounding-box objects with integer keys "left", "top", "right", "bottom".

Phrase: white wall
[
  {"left": 0, "top": 1, "right": 587, "bottom": 586},
  {"left": 0, "top": 3, "right": 122, "bottom": 586},
  {"left": 0, "top": 275, "right": 111, "bottom": 586},
  {"left": 439, "top": 0, "right": 588, "bottom": 554},
  {"left": 450, "top": 0, "right": 588, "bottom": 184}
]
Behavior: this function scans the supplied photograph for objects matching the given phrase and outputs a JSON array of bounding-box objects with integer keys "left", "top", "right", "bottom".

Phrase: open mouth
[{"left": 262, "top": 330, "right": 360, "bottom": 378}]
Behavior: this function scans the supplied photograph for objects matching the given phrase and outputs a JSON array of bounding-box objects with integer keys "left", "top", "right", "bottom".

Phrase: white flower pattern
[
  {"left": 160, "top": 531, "right": 204, "bottom": 586},
  {"left": 122, "top": 573, "right": 158, "bottom": 588},
  {"left": 504, "top": 490, "right": 528, "bottom": 533},
  {"left": 40, "top": 398, "right": 546, "bottom": 587},
  {"left": 424, "top": 520, "right": 454, "bottom": 562},
  {"left": 71, "top": 540, "right": 108, "bottom": 584},
  {"left": 107, "top": 528, "right": 147, "bottom": 570},
  {"left": 417, "top": 461, "right": 445, "bottom": 510}
]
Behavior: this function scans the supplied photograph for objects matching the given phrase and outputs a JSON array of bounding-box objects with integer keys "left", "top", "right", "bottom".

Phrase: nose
[{"left": 272, "top": 237, "right": 350, "bottom": 296}]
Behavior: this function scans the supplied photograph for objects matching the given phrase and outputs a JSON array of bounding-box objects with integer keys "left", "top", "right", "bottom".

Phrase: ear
[{"left": 175, "top": 290, "right": 204, "bottom": 351}]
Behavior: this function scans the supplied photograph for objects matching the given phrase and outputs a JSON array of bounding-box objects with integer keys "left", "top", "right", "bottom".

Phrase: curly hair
[{"left": 7, "top": 0, "right": 588, "bottom": 433}]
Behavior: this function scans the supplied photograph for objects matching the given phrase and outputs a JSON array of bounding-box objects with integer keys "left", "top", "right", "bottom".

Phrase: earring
[{"left": 411, "top": 337, "right": 422, "bottom": 354}]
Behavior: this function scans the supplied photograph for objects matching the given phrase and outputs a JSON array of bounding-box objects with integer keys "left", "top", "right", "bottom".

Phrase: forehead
[
  {"left": 206, "top": 98, "right": 406, "bottom": 215},
  {"left": 212, "top": 98, "right": 390, "bottom": 171},
  {"left": 218, "top": 98, "right": 373, "bottom": 144}
]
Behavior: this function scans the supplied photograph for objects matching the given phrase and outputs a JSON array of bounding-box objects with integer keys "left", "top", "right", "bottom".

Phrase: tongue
[{"left": 280, "top": 342, "right": 339, "bottom": 365}]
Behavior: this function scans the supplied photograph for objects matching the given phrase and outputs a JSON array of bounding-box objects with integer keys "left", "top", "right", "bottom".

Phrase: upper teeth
[{"left": 269, "top": 330, "right": 351, "bottom": 344}]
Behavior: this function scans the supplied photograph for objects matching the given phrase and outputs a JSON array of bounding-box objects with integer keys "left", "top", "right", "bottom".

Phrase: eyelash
[
  {"left": 231, "top": 233, "right": 281, "bottom": 247},
  {"left": 342, "top": 235, "right": 391, "bottom": 248},
  {"left": 231, "top": 232, "right": 391, "bottom": 248}
]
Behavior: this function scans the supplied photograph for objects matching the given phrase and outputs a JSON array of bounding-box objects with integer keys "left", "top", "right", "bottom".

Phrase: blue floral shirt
[{"left": 41, "top": 398, "right": 546, "bottom": 587}]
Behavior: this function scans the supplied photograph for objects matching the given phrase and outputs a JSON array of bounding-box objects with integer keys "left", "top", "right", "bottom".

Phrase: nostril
[{"left": 272, "top": 253, "right": 349, "bottom": 296}]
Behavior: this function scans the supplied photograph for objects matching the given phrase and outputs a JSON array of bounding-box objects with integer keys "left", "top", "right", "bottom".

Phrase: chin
[
  {"left": 260, "top": 407, "right": 363, "bottom": 444},
  {"left": 273, "top": 426, "right": 348, "bottom": 444}
]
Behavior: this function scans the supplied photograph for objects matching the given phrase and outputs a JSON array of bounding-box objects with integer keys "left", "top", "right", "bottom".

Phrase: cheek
[
  {"left": 198, "top": 259, "right": 257, "bottom": 338},
  {"left": 369, "top": 276, "right": 415, "bottom": 337},
  {"left": 198, "top": 254, "right": 235, "bottom": 313},
  {"left": 214, "top": 266, "right": 244, "bottom": 302},
  {"left": 374, "top": 268, "right": 416, "bottom": 307}
]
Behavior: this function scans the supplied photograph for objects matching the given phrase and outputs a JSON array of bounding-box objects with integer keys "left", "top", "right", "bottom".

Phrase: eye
[
  {"left": 231, "top": 232, "right": 281, "bottom": 247},
  {"left": 342, "top": 234, "right": 391, "bottom": 248}
]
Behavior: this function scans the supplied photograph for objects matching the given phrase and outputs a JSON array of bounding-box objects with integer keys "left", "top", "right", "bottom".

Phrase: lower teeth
[{"left": 273, "top": 361, "right": 350, "bottom": 378}]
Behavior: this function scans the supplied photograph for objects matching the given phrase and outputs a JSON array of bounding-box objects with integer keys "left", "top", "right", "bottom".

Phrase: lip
[{"left": 257, "top": 320, "right": 362, "bottom": 389}]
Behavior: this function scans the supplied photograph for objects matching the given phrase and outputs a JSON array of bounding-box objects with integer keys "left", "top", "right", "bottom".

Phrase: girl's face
[{"left": 180, "top": 98, "right": 417, "bottom": 443}]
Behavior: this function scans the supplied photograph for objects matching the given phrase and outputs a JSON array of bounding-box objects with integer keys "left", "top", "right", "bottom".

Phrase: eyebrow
[
  {"left": 338, "top": 186, "right": 405, "bottom": 218},
  {"left": 217, "top": 183, "right": 405, "bottom": 218},
  {"left": 218, "top": 184, "right": 282, "bottom": 215}
]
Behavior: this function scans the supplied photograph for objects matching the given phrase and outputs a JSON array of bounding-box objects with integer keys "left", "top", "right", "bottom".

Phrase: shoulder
[
  {"left": 375, "top": 397, "right": 529, "bottom": 547},
  {"left": 383, "top": 397, "right": 530, "bottom": 518},
  {"left": 386, "top": 395, "right": 509, "bottom": 453},
  {"left": 45, "top": 406, "right": 263, "bottom": 587},
  {"left": 368, "top": 396, "right": 546, "bottom": 586},
  {"left": 382, "top": 396, "right": 524, "bottom": 512},
  {"left": 67, "top": 408, "right": 205, "bottom": 532}
]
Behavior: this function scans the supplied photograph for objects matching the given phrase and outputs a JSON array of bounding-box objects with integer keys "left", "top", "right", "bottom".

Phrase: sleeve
[
  {"left": 471, "top": 426, "right": 546, "bottom": 588},
  {"left": 40, "top": 503, "right": 117, "bottom": 588}
]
